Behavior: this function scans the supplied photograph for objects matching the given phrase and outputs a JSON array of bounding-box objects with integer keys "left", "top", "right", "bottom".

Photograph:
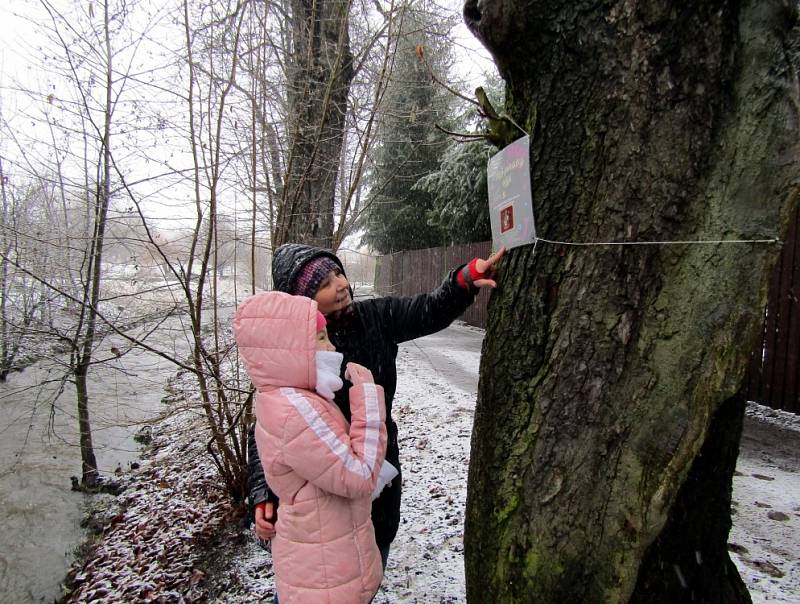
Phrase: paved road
[
  {"left": 400, "top": 322, "right": 484, "bottom": 394},
  {"left": 741, "top": 413, "right": 800, "bottom": 471}
]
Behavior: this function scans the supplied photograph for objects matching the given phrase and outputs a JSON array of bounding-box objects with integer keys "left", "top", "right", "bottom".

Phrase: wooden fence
[
  {"left": 374, "top": 226, "right": 800, "bottom": 414},
  {"left": 374, "top": 242, "right": 493, "bottom": 329},
  {"left": 745, "top": 200, "right": 800, "bottom": 414}
]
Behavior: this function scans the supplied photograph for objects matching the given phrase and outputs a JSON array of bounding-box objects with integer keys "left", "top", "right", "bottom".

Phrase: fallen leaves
[{"left": 62, "top": 407, "right": 235, "bottom": 603}]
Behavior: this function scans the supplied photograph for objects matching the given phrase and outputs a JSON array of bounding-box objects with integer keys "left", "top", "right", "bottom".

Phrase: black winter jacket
[{"left": 247, "top": 243, "right": 476, "bottom": 549}]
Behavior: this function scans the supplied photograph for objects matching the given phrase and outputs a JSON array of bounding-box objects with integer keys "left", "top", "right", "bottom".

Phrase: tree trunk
[
  {"left": 72, "top": 0, "right": 114, "bottom": 490},
  {"left": 0, "top": 157, "right": 10, "bottom": 382},
  {"left": 629, "top": 390, "right": 750, "bottom": 602},
  {"left": 75, "top": 367, "right": 99, "bottom": 487},
  {"left": 274, "top": 0, "right": 354, "bottom": 249},
  {"left": 463, "top": 1, "right": 799, "bottom": 602}
]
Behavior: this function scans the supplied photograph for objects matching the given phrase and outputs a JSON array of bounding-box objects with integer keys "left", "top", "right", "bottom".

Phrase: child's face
[
  {"left": 315, "top": 327, "right": 336, "bottom": 352},
  {"left": 314, "top": 268, "right": 351, "bottom": 315}
]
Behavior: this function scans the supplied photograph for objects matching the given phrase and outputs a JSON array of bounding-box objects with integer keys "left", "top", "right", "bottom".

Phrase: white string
[
  {"left": 506, "top": 115, "right": 529, "bottom": 137},
  {"left": 534, "top": 236, "right": 779, "bottom": 247}
]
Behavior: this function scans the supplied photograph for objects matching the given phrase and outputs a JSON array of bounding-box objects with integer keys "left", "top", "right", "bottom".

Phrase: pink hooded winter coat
[{"left": 233, "top": 291, "right": 387, "bottom": 604}]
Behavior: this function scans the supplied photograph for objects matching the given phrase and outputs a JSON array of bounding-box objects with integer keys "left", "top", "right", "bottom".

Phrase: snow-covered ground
[
  {"left": 730, "top": 405, "right": 800, "bottom": 602},
  {"left": 62, "top": 322, "right": 799, "bottom": 603}
]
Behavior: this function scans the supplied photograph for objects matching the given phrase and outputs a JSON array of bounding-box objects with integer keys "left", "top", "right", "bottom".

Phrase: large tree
[
  {"left": 416, "top": 138, "right": 494, "bottom": 245},
  {"left": 273, "top": 0, "right": 354, "bottom": 248},
  {"left": 463, "top": 1, "right": 799, "bottom": 602}
]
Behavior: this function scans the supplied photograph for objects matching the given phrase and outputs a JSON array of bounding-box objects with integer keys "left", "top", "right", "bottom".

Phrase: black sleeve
[
  {"left": 379, "top": 265, "right": 477, "bottom": 344},
  {"left": 247, "top": 424, "right": 279, "bottom": 520}
]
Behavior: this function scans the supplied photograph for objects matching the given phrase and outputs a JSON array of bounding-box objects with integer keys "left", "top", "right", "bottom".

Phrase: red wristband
[{"left": 457, "top": 258, "right": 486, "bottom": 289}]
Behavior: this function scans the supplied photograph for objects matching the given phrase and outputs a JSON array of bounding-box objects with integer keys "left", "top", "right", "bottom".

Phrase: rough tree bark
[
  {"left": 274, "top": 0, "right": 354, "bottom": 249},
  {"left": 463, "top": 1, "right": 799, "bottom": 602}
]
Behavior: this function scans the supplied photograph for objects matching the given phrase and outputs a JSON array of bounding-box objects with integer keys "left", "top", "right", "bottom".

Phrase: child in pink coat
[{"left": 234, "top": 291, "right": 393, "bottom": 604}]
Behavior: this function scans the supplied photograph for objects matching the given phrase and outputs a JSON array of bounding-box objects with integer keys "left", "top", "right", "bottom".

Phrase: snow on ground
[
  {"left": 730, "top": 405, "right": 800, "bottom": 603},
  {"left": 62, "top": 322, "right": 799, "bottom": 603},
  {"left": 62, "top": 403, "right": 233, "bottom": 602},
  {"left": 372, "top": 339, "right": 479, "bottom": 602}
]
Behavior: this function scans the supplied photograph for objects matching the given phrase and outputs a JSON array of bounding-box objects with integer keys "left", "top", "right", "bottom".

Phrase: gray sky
[{"left": 0, "top": 0, "right": 496, "bottom": 233}]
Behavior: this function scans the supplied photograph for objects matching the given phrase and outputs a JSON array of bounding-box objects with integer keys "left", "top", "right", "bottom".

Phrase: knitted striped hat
[{"left": 291, "top": 256, "right": 340, "bottom": 299}]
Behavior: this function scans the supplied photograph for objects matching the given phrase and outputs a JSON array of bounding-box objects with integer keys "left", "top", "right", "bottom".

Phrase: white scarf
[{"left": 315, "top": 351, "right": 344, "bottom": 400}]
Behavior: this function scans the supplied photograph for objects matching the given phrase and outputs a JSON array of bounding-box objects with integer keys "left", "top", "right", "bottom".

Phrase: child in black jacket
[{"left": 247, "top": 242, "right": 504, "bottom": 567}]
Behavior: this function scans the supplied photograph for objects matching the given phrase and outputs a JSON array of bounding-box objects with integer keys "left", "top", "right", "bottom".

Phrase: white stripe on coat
[
  {"left": 361, "top": 383, "right": 381, "bottom": 469},
  {"left": 281, "top": 387, "right": 380, "bottom": 479}
]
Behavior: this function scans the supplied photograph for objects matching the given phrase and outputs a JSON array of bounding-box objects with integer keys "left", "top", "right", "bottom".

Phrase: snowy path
[
  {"left": 731, "top": 409, "right": 800, "bottom": 602},
  {"left": 373, "top": 324, "right": 483, "bottom": 602},
  {"left": 378, "top": 324, "right": 800, "bottom": 603},
  {"left": 380, "top": 323, "right": 800, "bottom": 603}
]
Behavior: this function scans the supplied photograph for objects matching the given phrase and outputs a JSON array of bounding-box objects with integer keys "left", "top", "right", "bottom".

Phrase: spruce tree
[{"left": 360, "top": 3, "right": 455, "bottom": 253}]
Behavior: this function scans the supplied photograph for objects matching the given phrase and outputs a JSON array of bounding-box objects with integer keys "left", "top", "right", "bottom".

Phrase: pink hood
[{"left": 233, "top": 290, "right": 317, "bottom": 392}]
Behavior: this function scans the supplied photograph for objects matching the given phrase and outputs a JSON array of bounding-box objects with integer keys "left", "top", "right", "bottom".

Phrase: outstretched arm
[{"left": 380, "top": 247, "right": 506, "bottom": 343}]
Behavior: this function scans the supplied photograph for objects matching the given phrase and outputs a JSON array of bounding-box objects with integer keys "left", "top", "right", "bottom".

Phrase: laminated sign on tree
[{"left": 487, "top": 135, "right": 535, "bottom": 250}]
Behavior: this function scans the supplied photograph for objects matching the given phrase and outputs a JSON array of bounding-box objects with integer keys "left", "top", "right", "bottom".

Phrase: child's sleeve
[
  {"left": 372, "top": 266, "right": 476, "bottom": 344},
  {"left": 279, "top": 384, "right": 387, "bottom": 499}
]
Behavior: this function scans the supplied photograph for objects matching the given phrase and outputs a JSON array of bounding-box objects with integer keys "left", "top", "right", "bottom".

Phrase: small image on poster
[
  {"left": 487, "top": 135, "right": 536, "bottom": 251},
  {"left": 500, "top": 205, "right": 514, "bottom": 233}
]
